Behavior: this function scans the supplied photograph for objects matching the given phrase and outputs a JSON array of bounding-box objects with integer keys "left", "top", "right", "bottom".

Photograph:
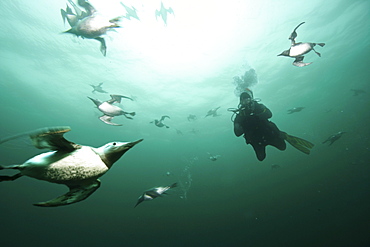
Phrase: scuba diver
[{"left": 229, "top": 89, "right": 314, "bottom": 161}]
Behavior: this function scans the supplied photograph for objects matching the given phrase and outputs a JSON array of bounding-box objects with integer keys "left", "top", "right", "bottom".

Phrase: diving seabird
[
  {"left": 287, "top": 107, "right": 305, "bottom": 114},
  {"left": 278, "top": 22, "right": 325, "bottom": 67},
  {"left": 322, "top": 131, "right": 346, "bottom": 145},
  {"left": 62, "top": 0, "right": 122, "bottom": 56},
  {"left": 135, "top": 183, "right": 177, "bottom": 207},
  {"left": 150, "top": 115, "right": 170, "bottom": 128},
  {"left": 88, "top": 94, "right": 135, "bottom": 126},
  {"left": 205, "top": 107, "right": 221, "bottom": 117},
  {"left": 0, "top": 126, "right": 143, "bottom": 207}
]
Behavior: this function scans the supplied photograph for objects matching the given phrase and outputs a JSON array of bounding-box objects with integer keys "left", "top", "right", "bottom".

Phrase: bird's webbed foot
[
  {"left": 95, "top": 37, "right": 106, "bottom": 56},
  {"left": 0, "top": 173, "right": 22, "bottom": 182}
]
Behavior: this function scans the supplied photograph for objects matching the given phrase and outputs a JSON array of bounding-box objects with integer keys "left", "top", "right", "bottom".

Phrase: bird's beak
[
  {"left": 126, "top": 139, "right": 144, "bottom": 148},
  {"left": 101, "top": 139, "right": 144, "bottom": 168},
  {"left": 61, "top": 29, "right": 73, "bottom": 34},
  {"left": 87, "top": 97, "right": 101, "bottom": 107},
  {"left": 134, "top": 196, "right": 144, "bottom": 208}
]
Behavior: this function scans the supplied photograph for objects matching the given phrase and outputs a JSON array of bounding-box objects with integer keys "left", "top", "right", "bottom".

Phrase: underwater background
[{"left": 0, "top": 0, "right": 369, "bottom": 246}]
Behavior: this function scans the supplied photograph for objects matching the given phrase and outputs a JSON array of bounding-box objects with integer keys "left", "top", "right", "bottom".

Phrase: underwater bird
[
  {"left": 135, "top": 183, "right": 177, "bottom": 207},
  {"left": 322, "top": 131, "right": 346, "bottom": 145},
  {"left": 207, "top": 152, "right": 221, "bottom": 161},
  {"left": 350, "top": 89, "right": 366, "bottom": 96},
  {"left": 155, "top": 2, "right": 174, "bottom": 25},
  {"left": 0, "top": 126, "right": 143, "bottom": 207},
  {"left": 176, "top": 129, "right": 183, "bottom": 135},
  {"left": 205, "top": 107, "right": 221, "bottom": 117},
  {"left": 88, "top": 94, "right": 135, "bottom": 126},
  {"left": 271, "top": 164, "right": 281, "bottom": 170},
  {"left": 278, "top": 22, "right": 325, "bottom": 67},
  {"left": 189, "top": 129, "right": 199, "bottom": 134},
  {"left": 120, "top": 2, "right": 139, "bottom": 20},
  {"left": 287, "top": 107, "right": 305, "bottom": 114},
  {"left": 150, "top": 115, "right": 170, "bottom": 128},
  {"left": 90, "top": 82, "right": 108, "bottom": 93},
  {"left": 187, "top": 114, "right": 197, "bottom": 121},
  {"left": 62, "top": 0, "right": 122, "bottom": 56}
]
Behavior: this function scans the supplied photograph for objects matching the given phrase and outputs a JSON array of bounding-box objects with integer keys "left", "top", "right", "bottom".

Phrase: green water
[{"left": 0, "top": 0, "right": 369, "bottom": 246}]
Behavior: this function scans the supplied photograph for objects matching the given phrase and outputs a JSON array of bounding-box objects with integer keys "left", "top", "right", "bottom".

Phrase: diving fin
[{"left": 282, "top": 133, "right": 314, "bottom": 155}]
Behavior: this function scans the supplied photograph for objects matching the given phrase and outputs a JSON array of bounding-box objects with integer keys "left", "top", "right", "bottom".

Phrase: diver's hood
[{"left": 239, "top": 89, "right": 254, "bottom": 100}]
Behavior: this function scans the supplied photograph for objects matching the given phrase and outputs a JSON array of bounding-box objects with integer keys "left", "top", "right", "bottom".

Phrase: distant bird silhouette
[
  {"left": 151, "top": 115, "right": 170, "bottom": 128},
  {"left": 322, "top": 131, "right": 346, "bottom": 145},
  {"left": 120, "top": 3, "right": 139, "bottom": 20},
  {"left": 287, "top": 107, "right": 305, "bottom": 114},
  {"left": 155, "top": 2, "right": 174, "bottom": 25},
  {"left": 350, "top": 89, "right": 365, "bottom": 96},
  {"left": 187, "top": 114, "right": 197, "bottom": 121},
  {"left": 90, "top": 82, "right": 108, "bottom": 93},
  {"left": 207, "top": 152, "right": 221, "bottom": 161},
  {"left": 135, "top": 183, "right": 177, "bottom": 207},
  {"left": 189, "top": 129, "right": 199, "bottom": 134},
  {"left": 205, "top": 107, "right": 221, "bottom": 117},
  {"left": 271, "top": 164, "right": 281, "bottom": 170}
]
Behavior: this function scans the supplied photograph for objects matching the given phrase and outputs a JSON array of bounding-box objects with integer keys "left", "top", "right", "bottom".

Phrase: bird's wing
[
  {"left": 77, "top": 0, "right": 96, "bottom": 16},
  {"left": 65, "top": 5, "right": 74, "bottom": 15},
  {"left": 68, "top": 0, "right": 82, "bottom": 16},
  {"left": 99, "top": 115, "right": 122, "bottom": 126},
  {"left": 167, "top": 7, "right": 174, "bottom": 15},
  {"left": 160, "top": 115, "right": 170, "bottom": 121},
  {"left": 0, "top": 126, "right": 80, "bottom": 151},
  {"left": 293, "top": 56, "right": 311, "bottom": 67},
  {"left": 34, "top": 180, "right": 101, "bottom": 207},
  {"left": 289, "top": 22, "right": 305, "bottom": 44},
  {"left": 61, "top": 6, "right": 75, "bottom": 25},
  {"left": 107, "top": 94, "right": 133, "bottom": 104}
]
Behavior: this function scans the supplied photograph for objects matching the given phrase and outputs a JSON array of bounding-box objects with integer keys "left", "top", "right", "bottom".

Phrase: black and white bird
[
  {"left": 278, "top": 22, "right": 325, "bottom": 67},
  {"left": 135, "top": 183, "right": 177, "bottom": 207},
  {"left": 0, "top": 126, "right": 143, "bottom": 207},
  {"left": 88, "top": 94, "right": 135, "bottom": 126}
]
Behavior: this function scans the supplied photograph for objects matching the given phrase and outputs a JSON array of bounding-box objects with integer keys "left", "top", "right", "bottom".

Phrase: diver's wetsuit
[{"left": 234, "top": 102, "right": 286, "bottom": 161}]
